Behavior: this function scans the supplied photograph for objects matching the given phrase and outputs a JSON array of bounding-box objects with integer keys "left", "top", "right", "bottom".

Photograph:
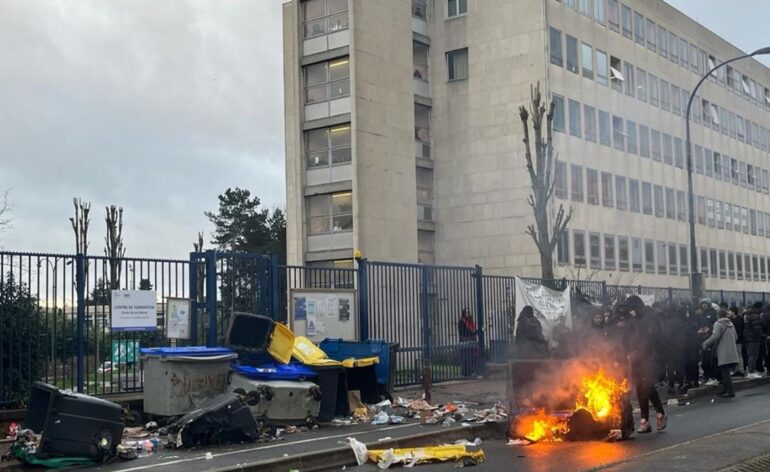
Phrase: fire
[
  {"left": 513, "top": 409, "right": 568, "bottom": 442},
  {"left": 575, "top": 369, "right": 629, "bottom": 420},
  {"left": 513, "top": 369, "right": 629, "bottom": 442}
]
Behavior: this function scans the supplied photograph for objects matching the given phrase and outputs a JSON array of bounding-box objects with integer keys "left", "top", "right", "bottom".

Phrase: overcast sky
[{"left": 0, "top": 0, "right": 767, "bottom": 259}]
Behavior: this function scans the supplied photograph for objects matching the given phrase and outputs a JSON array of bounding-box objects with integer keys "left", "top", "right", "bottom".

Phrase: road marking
[
  {"left": 113, "top": 423, "right": 417, "bottom": 472},
  {"left": 585, "top": 418, "right": 770, "bottom": 471}
]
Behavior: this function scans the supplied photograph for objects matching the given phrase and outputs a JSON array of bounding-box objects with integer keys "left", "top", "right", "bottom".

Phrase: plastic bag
[{"left": 347, "top": 437, "right": 369, "bottom": 466}]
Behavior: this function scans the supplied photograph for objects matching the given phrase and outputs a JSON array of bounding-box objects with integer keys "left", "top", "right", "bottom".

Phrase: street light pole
[{"left": 684, "top": 46, "right": 770, "bottom": 302}]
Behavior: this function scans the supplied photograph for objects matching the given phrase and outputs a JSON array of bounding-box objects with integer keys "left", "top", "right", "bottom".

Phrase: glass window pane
[
  {"left": 329, "top": 59, "right": 350, "bottom": 81},
  {"left": 308, "top": 195, "right": 330, "bottom": 217},
  {"left": 306, "top": 84, "right": 328, "bottom": 103},
  {"left": 304, "top": 19, "right": 327, "bottom": 38},
  {"left": 304, "top": 0, "right": 326, "bottom": 21},
  {"left": 581, "top": 43, "right": 594, "bottom": 79},
  {"left": 330, "top": 126, "right": 351, "bottom": 147},
  {"left": 550, "top": 27, "right": 563, "bottom": 66},
  {"left": 328, "top": 12, "right": 349, "bottom": 32},
  {"left": 305, "top": 63, "right": 328, "bottom": 86},
  {"left": 331, "top": 147, "right": 351, "bottom": 164},
  {"left": 309, "top": 217, "right": 331, "bottom": 235},
  {"left": 330, "top": 79, "right": 350, "bottom": 98},
  {"left": 332, "top": 193, "right": 353, "bottom": 214},
  {"left": 329, "top": 0, "right": 348, "bottom": 14},
  {"left": 307, "top": 128, "right": 329, "bottom": 150},
  {"left": 307, "top": 150, "right": 329, "bottom": 168}
]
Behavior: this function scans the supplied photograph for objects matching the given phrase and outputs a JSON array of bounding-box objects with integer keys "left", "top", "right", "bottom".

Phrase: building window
[
  {"left": 728, "top": 252, "right": 735, "bottom": 279},
  {"left": 637, "top": 68, "right": 647, "bottom": 101},
  {"left": 583, "top": 104, "right": 597, "bottom": 142},
  {"left": 604, "top": 234, "right": 616, "bottom": 270},
  {"left": 566, "top": 35, "right": 579, "bottom": 73},
  {"left": 694, "top": 145, "right": 704, "bottom": 174},
  {"left": 718, "top": 252, "right": 728, "bottom": 279},
  {"left": 579, "top": 0, "right": 592, "bottom": 16},
  {"left": 446, "top": 48, "right": 469, "bottom": 81},
  {"left": 615, "top": 176, "right": 627, "bottom": 211},
  {"left": 709, "top": 249, "right": 718, "bottom": 277},
  {"left": 650, "top": 129, "right": 661, "bottom": 161},
  {"left": 624, "top": 62, "right": 635, "bottom": 96},
  {"left": 626, "top": 121, "right": 638, "bottom": 154},
  {"left": 590, "top": 233, "right": 602, "bottom": 269},
  {"left": 305, "top": 58, "right": 351, "bottom": 104},
  {"left": 303, "top": 0, "right": 349, "bottom": 39},
  {"left": 612, "top": 116, "right": 625, "bottom": 151},
  {"left": 586, "top": 168, "right": 599, "bottom": 205},
  {"left": 632, "top": 238, "right": 642, "bottom": 272},
  {"left": 660, "top": 80, "right": 670, "bottom": 111},
  {"left": 571, "top": 164, "right": 584, "bottom": 202},
  {"left": 610, "top": 56, "right": 623, "bottom": 91},
  {"left": 679, "top": 245, "right": 688, "bottom": 274},
  {"left": 416, "top": 168, "right": 433, "bottom": 219},
  {"left": 593, "top": 0, "right": 606, "bottom": 23},
  {"left": 581, "top": 43, "right": 594, "bottom": 79},
  {"left": 552, "top": 94, "right": 565, "bottom": 131},
  {"left": 412, "top": 0, "right": 427, "bottom": 19},
  {"left": 307, "top": 192, "right": 353, "bottom": 235},
  {"left": 662, "top": 133, "right": 673, "bottom": 165},
  {"left": 446, "top": 0, "right": 467, "bottom": 18},
  {"left": 664, "top": 188, "right": 675, "bottom": 220},
  {"left": 679, "top": 38, "right": 689, "bottom": 69},
  {"left": 644, "top": 240, "right": 655, "bottom": 273},
  {"left": 745, "top": 254, "right": 753, "bottom": 280},
  {"left": 557, "top": 230, "right": 570, "bottom": 264},
  {"left": 753, "top": 255, "right": 760, "bottom": 281},
  {"left": 607, "top": 0, "right": 619, "bottom": 31},
  {"left": 706, "top": 198, "right": 715, "bottom": 227},
  {"left": 669, "top": 32, "right": 679, "bottom": 63},
  {"left": 761, "top": 258, "right": 767, "bottom": 282},
  {"left": 725, "top": 202, "right": 733, "bottom": 230},
  {"left": 674, "top": 137, "right": 684, "bottom": 168},
  {"left": 657, "top": 241, "right": 667, "bottom": 274},
  {"left": 654, "top": 185, "right": 664, "bottom": 218},
  {"left": 549, "top": 27, "right": 563, "bottom": 67},
  {"left": 646, "top": 19, "right": 656, "bottom": 50},
  {"left": 639, "top": 124, "right": 650, "bottom": 157},
  {"left": 657, "top": 25, "right": 668, "bottom": 57},
  {"left": 618, "top": 237, "right": 629, "bottom": 271},
  {"left": 595, "top": 50, "right": 609, "bottom": 85},
  {"left": 568, "top": 99, "right": 581, "bottom": 137},
  {"left": 621, "top": 5, "right": 632, "bottom": 38},
  {"left": 697, "top": 196, "right": 706, "bottom": 225},
  {"left": 628, "top": 179, "right": 640, "bottom": 213},
  {"left": 554, "top": 161, "right": 568, "bottom": 199},
  {"left": 574, "top": 230, "right": 587, "bottom": 266},
  {"left": 715, "top": 201, "right": 723, "bottom": 229},
  {"left": 633, "top": 11, "right": 644, "bottom": 45},
  {"left": 668, "top": 244, "right": 678, "bottom": 275},
  {"left": 750, "top": 209, "right": 758, "bottom": 235},
  {"left": 598, "top": 110, "right": 611, "bottom": 146},
  {"left": 649, "top": 73, "right": 659, "bottom": 106},
  {"left": 733, "top": 206, "right": 741, "bottom": 233},
  {"left": 736, "top": 252, "right": 744, "bottom": 279},
  {"left": 306, "top": 125, "right": 352, "bottom": 169},
  {"left": 600, "top": 172, "right": 614, "bottom": 208},
  {"left": 676, "top": 191, "right": 686, "bottom": 222},
  {"left": 700, "top": 248, "right": 708, "bottom": 275},
  {"left": 642, "top": 182, "right": 652, "bottom": 215}
]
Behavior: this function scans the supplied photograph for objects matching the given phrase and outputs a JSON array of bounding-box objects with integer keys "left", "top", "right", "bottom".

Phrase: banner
[{"left": 514, "top": 278, "right": 571, "bottom": 342}]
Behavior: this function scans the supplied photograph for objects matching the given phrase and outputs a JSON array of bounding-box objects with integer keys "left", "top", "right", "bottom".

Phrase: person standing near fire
[
  {"left": 703, "top": 308, "right": 741, "bottom": 398},
  {"left": 625, "top": 295, "right": 667, "bottom": 433},
  {"left": 458, "top": 308, "right": 478, "bottom": 377},
  {"left": 515, "top": 306, "right": 547, "bottom": 359}
]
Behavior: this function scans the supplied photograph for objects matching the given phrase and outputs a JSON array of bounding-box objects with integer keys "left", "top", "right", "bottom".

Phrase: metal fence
[{"left": 4, "top": 247, "right": 770, "bottom": 405}]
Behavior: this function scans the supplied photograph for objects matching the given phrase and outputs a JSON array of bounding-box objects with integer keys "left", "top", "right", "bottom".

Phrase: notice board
[{"left": 290, "top": 289, "right": 357, "bottom": 343}]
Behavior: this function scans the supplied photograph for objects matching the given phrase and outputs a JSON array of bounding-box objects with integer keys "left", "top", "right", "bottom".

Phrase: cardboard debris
[{"left": 368, "top": 445, "right": 486, "bottom": 469}]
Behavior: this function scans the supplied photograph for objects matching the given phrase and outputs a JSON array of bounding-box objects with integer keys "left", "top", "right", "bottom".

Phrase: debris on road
[{"left": 346, "top": 437, "right": 485, "bottom": 469}]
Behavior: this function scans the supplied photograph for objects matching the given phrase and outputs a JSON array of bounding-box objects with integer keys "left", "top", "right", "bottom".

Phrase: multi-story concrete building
[{"left": 283, "top": 0, "right": 770, "bottom": 290}]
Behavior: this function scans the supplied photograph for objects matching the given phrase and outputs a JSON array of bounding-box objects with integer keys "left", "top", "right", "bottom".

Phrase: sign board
[
  {"left": 166, "top": 297, "right": 192, "bottom": 339},
  {"left": 290, "top": 289, "right": 357, "bottom": 343},
  {"left": 111, "top": 340, "right": 140, "bottom": 364},
  {"left": 513, "top": 277, "right": 572, "bottom": 342},
  {"left": 111, "top": 290, "right": 158, "bottom": 332}
]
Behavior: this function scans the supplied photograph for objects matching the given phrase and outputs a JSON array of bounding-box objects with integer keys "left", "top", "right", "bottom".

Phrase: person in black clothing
[
  {"left": 699, "top": 300, "right": 720, "bottom": 385},
  {"left": 684, "top": 308, "right": 704, "bottom": 389},
  {"left": 743, "top": 302, "right": 765, "bottom": 378},
  {"left": 661, "top": 305, "right": 687, "bottom": 394},
  {"left": 457, "top": 308, "right": 478, "bottom": 377},
  {"left": 515, "top": 306, "right": 547, "bottom": 359},
  {"left": 625, "top": 295, "right": 667, "bottom": 433},
  {"left": 727, "top": 305, "right": 746, "bottom": 376},
  {"left": 762, "top": 305, "right": 770, "bottom": 374}
]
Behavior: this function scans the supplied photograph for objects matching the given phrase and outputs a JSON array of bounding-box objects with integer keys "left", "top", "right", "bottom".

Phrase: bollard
[{"left": 422, "top": 359, "right": 432, "bottom": 404}]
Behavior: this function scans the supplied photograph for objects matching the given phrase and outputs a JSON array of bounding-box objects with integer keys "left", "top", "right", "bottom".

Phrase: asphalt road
[{"left": 341, "top": 384, "right": 770, "bottom": 472}]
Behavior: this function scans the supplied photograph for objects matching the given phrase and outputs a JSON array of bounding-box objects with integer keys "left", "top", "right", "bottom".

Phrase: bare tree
[
  {"left": 69, "top": 198, "right": 91, "bottom": 255},
  {"left": 0, "top": 190, "right": 12, "bottom": 232},
  {"left": 104, "top": 206, "right": 125, "bottom": 290},
  {"left": 519, "top": 83, "right": 573, "bottom": 282}
]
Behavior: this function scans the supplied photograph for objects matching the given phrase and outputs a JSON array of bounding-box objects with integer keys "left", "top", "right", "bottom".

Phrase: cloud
[{"left": 0, "top": 0, "right": 285, "bottom": 258}]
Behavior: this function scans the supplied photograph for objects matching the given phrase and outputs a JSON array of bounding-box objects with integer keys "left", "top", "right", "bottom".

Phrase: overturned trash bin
[
  {"left": 140, "top": 346, "right": 237, "bottom": 416},
  {"left": 23, "top": 381, "right": 124, "bottom": 463},
  {"left": 168, "top": 392, "right": 259, "bottom": 448}
]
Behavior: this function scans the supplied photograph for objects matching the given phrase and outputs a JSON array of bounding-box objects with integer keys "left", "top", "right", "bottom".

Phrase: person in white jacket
[{"left": 703, "top": 310, "right": 741, "bottom": 398}]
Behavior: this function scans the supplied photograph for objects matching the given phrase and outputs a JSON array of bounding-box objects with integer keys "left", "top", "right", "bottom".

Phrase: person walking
[
  {"left": 743, "top": 302, "right": 765, "bottom": 379},
  {"left": 703, "top": 309, "right": 741, "bottom": 398},
  {"left": 684, "top": 308, "right": 704, "bottom": 389},
  {"left": 625, "top": 296, "right": 667, "bottom": 433},
  {"left": 457, "top": 308, "right": 478, "bottom": 377}
]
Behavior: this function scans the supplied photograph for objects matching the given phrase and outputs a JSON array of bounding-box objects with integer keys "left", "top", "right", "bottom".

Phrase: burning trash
[{"left": 511, "top": 368, "right": 633, "bottom": 442}]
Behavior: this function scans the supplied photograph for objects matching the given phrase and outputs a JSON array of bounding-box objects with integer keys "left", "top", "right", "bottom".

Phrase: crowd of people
[{"left": 513, "top": 295, "right": 770, "bottom": 433}]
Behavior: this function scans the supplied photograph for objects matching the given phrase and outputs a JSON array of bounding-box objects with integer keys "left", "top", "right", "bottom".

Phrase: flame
[
  {"left": 513, "top": 409, "right": 568, "bottom": 442},
  {"left": 575, "top": 369, "right": 629, "bottom": 421},
  {"left": 513, "top": 369, "right": 629, "bottom": 442}
]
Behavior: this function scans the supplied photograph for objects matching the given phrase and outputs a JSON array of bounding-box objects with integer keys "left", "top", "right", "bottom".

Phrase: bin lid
[
  {"left": 292, "top": 336, "right": 342, "bottom": 366},
  {"left": 231, "top": 363, "right": 317, "bottom": 380},
  {"left": 140, "top": 346, "right": 234, "bottom": 356},
  {"left": 268, "top": 322, "right": 295, "bottom": 365}
]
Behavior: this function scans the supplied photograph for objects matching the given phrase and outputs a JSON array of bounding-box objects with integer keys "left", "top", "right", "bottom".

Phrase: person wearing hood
[
  {"left": 515, "top": 306, "right": 547, "bottom": 359},
  {"left": 727, "top": 305, "right": 746, "bottom": 376},
  {"left": 743, "top": 302, "right": 765, "bottom": 378},
  {"left": 625, "top": 295, "right": 667, "bottom": 433},
  {"left": 703, "top": 309, "right": 741, "bottom": 398},
  {"left": 699, "top": 299, "right": 720, "bottom": 386},
  {"left": 661, "top": 305, "right": 687, "bottom": 394}
]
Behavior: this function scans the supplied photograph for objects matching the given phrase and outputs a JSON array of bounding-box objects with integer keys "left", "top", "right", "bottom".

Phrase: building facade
[{"left": 283, "top": 0, "right": 770, "bottom": 290}]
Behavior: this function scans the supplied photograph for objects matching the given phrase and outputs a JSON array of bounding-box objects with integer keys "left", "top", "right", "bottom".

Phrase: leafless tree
[
  {"left": 69, "top": 198, "right": 91, "bottom": 255},
  {"left": 519, "top": 82, "right": 573, "bottom": 282},
  {"left": 104, "top": 206, "right": 125, "bottom": 290},
  {"left": 0, "top": 190, "right": 12, "bottom": 232}
]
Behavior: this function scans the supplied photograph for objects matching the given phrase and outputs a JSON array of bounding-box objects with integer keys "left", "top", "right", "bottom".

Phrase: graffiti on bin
[{"left": 169, "top": 372, "right": 228, "bottom": 397}]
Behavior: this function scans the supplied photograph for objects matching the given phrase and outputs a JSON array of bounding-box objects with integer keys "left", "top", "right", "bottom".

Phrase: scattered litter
[
  {"left": 332, "top": 419, "right": 353, "bottom": 427},
  {"left": 442, "top": 417, "right": 456, "bottom": 427},
  {"left": 372, "top": 411, "right": 390, "bottom": 425},
  {"left": 453, "top": 438, "right": 482, "bottom": 447},
  {"left": 460, "top": 422, "right": 471, "bottom": 427},
  {"left": 205, "top": 452, "right": 213, "bottom": 460},
  {"left": 667, "top": 399, "right": 679, "bottom": 406},
  {"left": 367, "top": 445, "right": 485, "bottom": 469},
  {"left": 144, "top": 421, "right": 158, "bottom": 431},
  {"left": 346, "top": 437, "right": 369, "bottom": 466},
  {"left": 389, "top": 416, "right": 406, "bottom": 424},
  {"left": 378, "top": 437, "right": 392, "bottom": 442},
  {"left": 605, "top": 429, "right": 623, "bottom": 442},
  {"left": 711, "top": 399, "right": 715, "bottom": 403},
  {"left": 507, "top": 439, "right": 531, "bottom": 446}
]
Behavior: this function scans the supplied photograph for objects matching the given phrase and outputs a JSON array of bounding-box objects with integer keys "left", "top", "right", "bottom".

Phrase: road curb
[
  {"left": 214, "top": 421, "right": 505, "bottom": 472},
  {"left": 678, "top": 375, "right": 770, "bottom": 403}
]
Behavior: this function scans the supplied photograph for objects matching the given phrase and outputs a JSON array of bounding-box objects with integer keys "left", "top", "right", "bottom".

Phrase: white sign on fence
[
  {"left": 166, "top": 297, "right": 191, "bottom": 339},
  {"left": 514, "top": 277, "right": 571, "bottom": 342},
  {"left": 111, "top": 290, "right": 158, "bottom": 332}
]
